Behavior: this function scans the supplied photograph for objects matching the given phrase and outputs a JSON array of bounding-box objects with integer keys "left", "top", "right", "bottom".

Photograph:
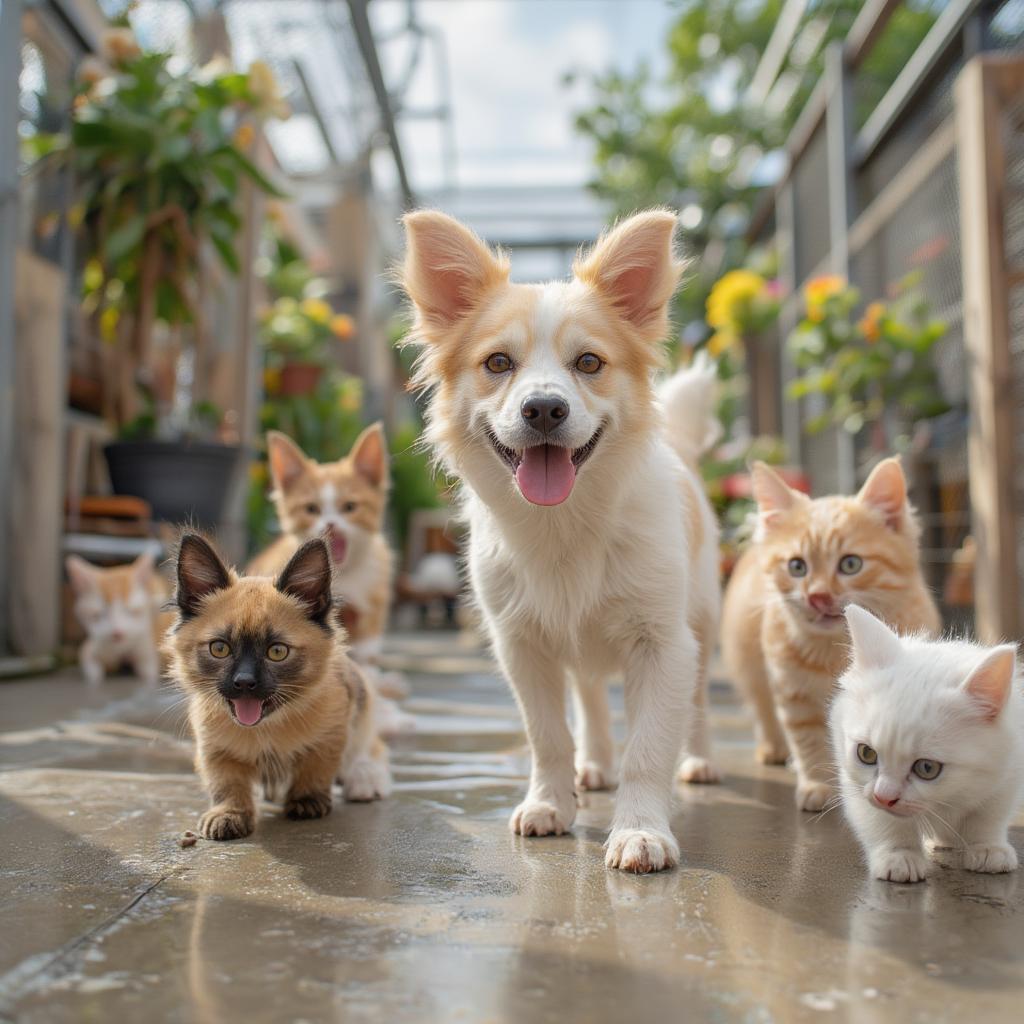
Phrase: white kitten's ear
[
  {"left": 267, "top": 431, "right": 310, "bottom": 491},
  {"left": 66, "top": 555, "right": 98, "bottom": 593},
  {"left": 750, "top": 461, "right": 800, "bottom": 532},
  {"left": 962, "top": 645, "right": 1018, "bottom": 721},
  {"left": 858, "top": 457, "right": 906, "bottom": 529},
  {"left": 574, "top": 210, "right": 683, "bottom": 337},
  {"left": 402, "top": 211, "right": 509, "bottom": 328},
  {"left": 350, "top": 421, "right": 388, "bottom": 488},
  {"left": 845, "top": 605, "right": 903, "bottom": 670}
]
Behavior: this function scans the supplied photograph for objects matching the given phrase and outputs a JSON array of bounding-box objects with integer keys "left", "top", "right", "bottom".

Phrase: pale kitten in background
[
  {"left": 66, "top": 551, "right": 170, "bottom": 687},
  {"left": 831, "top": 605, "right": 1023, "bottom": 883}
]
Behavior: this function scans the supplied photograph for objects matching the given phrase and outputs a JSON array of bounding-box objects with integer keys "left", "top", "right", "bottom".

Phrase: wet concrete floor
[{"left": 1, "top": 631, "right": 1022, "bottom": 1022}]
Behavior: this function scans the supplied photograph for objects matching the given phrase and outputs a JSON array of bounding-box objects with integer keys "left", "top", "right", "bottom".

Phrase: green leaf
[
  {"left": 210, "top": 232, "right": 240, "bottom": 274},
  {"left": 215, "top": 145, "right": 288, "bottom": 198},
  {"left": 104, "top": 214, "right": 147, "bottom": 265}
]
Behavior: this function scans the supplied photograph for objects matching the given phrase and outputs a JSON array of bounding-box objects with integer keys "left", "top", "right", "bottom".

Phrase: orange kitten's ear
[
  {"left": 65, "top": 555, "right": 98, "bottom": 593},
  {"left": 574, "top": 210, "right": 683, "bottom": 336},
  {"left": 132, "top": 549, "right": 156, "bottom": 583},
  {"left": 845, "top": 605, "right": 903, "bottom": 671},
  {"left": 277, "top": 538, "right": 333, "bottom": 625},
  {"left": 267, "top": 432, "right": 310, "bottom": 491},
  {"left": 402, "top": 211, "right": 509, "bottom": 329},
  {"left": 750, "top": 461, "right": 800, "bottom": 532},
  {"left": 350, "top": 422, "right": 389, "bottom": 488},
  {"left": 176, "top": 534, "right": 231, "bottom": 618},
  {"left": 962, "top": 645, "right": 1017, "bottom": 721},
  {"left": 858, "top": 457, "right": 906, "bottom": 529}
]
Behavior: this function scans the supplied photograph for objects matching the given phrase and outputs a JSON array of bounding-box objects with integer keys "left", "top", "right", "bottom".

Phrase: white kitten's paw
[
  {"left": 510, "top": 798, "right": 573, "bottom": 837},
  {"left": 605, "top": 827, "right": 679, "bottom": 873},
  {"left": 796, "top": 780, "right": 833, "bottom": 812},
  {"left": 755, "top": 740, "right": 789, "bottom": 766},
  {"left": 871, "top": 849, "right": 931, "bottom": 883},
  {"left": 576, "top": 761, "right": 614, "bottom": 791},
  {"left": 343, "top": 757, "right": 391, "bottom": 802},
  {"left": 678, "top": 755, "right": 721, "bottom": 784},
  {"left": 963, "top": 842, "right": 1018, "bottom": 874}
]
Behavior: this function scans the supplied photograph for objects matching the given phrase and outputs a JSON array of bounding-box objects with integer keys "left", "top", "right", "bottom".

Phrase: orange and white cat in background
[
  {"left": 66, "top": 550, "right": 169, "bottom": 687},
  {"left": 721, "top": 458, "right": 941, "bottom": 811}
]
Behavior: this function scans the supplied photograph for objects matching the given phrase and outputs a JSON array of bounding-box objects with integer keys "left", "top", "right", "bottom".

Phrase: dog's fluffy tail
[{"left": 659, "top": 351, "right": 723, "bottom": 470}]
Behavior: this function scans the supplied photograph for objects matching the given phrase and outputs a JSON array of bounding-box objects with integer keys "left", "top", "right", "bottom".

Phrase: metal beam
[{"left": 345, "top": 0, "right": 415, "bottom": 207}]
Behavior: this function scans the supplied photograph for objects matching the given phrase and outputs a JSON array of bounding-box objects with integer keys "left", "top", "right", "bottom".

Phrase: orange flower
[
  {"left": 330, "top": 313, "right": 356, "bottom": 340},
  {"left": 859, "top": 301, "right": 884, "bottom": 343},
  {"left": 804, "top": 275, "right": 845, "bottom": 323}
]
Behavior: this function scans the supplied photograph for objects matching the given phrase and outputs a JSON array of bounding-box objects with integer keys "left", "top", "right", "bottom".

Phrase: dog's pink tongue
[
  {"left": 515, "top": 445, "right": 576, "bottom": 506},
  {"left": 232, "top": 698, "right": 264, "bottom": 726}
]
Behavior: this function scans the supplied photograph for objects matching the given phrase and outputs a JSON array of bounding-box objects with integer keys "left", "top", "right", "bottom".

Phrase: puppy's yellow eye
[
  {"left": 575, "top": 352, "right": 602, "bottom": 374},
  {"left": 267, "top": 643, "right": 289, "bottom": 662},
  {"left": 209, "top": 640, "right": 231, "bottom": 659},
  {"left": 484, "top": 353, "right": 512, "bottom": 374}
]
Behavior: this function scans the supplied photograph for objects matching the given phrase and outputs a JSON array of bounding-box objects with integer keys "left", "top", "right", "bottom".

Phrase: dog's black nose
[{"left": 521, "top": 394, "right": 569, "bottom": 435}]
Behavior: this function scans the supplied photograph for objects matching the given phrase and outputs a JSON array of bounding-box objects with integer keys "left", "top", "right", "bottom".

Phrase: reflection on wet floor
[{"left": 1, "top": 631, "right": 1022, "bottom": 1022}]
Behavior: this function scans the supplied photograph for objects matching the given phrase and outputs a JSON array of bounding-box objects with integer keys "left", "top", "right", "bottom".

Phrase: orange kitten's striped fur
[{"left": 721, "top": 458, "right": 940, "bottom": 811}]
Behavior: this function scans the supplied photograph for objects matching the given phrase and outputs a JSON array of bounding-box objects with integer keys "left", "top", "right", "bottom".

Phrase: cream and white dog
[{"left": 400, "top": 210, "right": 721, "bottom": 872}]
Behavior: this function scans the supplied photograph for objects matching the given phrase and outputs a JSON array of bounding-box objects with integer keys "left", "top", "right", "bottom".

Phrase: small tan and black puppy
[{"left": 166, "top": 533, "right": 390, "bottom": 840}]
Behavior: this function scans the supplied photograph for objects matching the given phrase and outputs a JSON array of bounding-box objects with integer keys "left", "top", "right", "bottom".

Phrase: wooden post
[{"left": 956, "top": 55, "right": 1024, "bottom": 643}]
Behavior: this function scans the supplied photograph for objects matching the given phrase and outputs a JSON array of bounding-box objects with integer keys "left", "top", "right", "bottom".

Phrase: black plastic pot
[{"left": 104, "top": 440, "right": 242, "bottom": 528}]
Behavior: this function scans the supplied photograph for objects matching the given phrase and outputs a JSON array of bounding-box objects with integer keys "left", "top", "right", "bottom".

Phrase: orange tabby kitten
[
  {"left": 247, "top": 424, "right": 393, "bottom": 664},
  {"left": 721, "top": 457, "right": 940, "bottom": 811}
]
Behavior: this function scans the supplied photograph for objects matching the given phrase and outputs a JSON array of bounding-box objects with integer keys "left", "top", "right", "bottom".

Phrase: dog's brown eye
[
  {"left": 210, "top": 640, "right": 231, "bottom": 659},
  {"left": 305, "top": 503, "right": 319, "bottom": 515},
  {"left": 267, "top": 643, "right": 289, "bottom": 662},
  {"left": 575, "top": 352, "right": 602, "bottom": 374},
  {"left": 484, "top": 353, "right": 512, "bottom": 374}
]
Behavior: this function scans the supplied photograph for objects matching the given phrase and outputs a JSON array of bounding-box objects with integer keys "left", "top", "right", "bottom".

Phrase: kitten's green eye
[
  {"left": 209, "top": 640, "right": 231, "bottom": 659},
  {"left": 912, "top": 758, "right": 942, "bottom": 780},
  {"left": 856, "top": 743, "right": 877, "bottom": 765},
  {"left": 788, "top": 557, "right": 808, "bottom": 577},
  {"left": 838, "top": 554, "right": 863, "bottom": 575},
  {"left": 267, "top": 643, "right": 289, "bottom": 662},
  {"left": 575, "top": 352, "right": 603, "bottom": 374},
  {"left": 484, "top": 353, "right": 512, "bottom": 374}
]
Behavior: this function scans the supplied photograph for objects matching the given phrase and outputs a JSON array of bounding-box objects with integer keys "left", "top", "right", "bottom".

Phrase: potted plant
[{"left": 38, "top": 28, "right": 289, "bottom": 525}]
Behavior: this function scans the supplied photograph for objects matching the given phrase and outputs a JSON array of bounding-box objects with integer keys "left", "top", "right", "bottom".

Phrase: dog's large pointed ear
[
  {"left": 573, "top": 210, "right": 683, "bottom": 337},
  {"left": 277, "top": 539, "right": 333, "bottom": 625},
  {"left": 176, "top": 534, "right": 231, "bottom": 618},
  {"left": 401, "top": 211, "right": 510, "bottom": 329},
  {"left": 267, "top": 431, "right": 310, "bottom": 491},
  {"left": 350, "top": 422, "right": 389, "bottom": 489}
]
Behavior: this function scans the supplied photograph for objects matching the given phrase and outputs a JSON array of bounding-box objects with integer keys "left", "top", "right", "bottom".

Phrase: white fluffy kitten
[{"left": 830, "top": 604, "right": 1023, "bottom": 883}]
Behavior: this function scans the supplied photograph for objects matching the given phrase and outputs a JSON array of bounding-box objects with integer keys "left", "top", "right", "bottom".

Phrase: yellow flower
[
  {"left": 247, "top": 60, "right": 291, "bottom": 121},
  {"left": 859, "top": 301, "right": 884, "bottom": 343},
  {"left": 330, "top": 313, "right": 356, "bottom": 340},
  {"left": 101, "top": 27, "right": 141, "bottom": 66},
  {"left": 804, "top": 275, "right": 846, "bottom": 322},
  {"left": 706, "top": 270, "right": 765, "bottom": 333},
  {"left": 99, "top": 306, "right": 120, "bottom": 344},
  {"left": 263, "top": 367, "right": 281, "bottom": 395},
  {"left": 339, "top": 380, "right": 363, "bottom": 413},
  {"left": 706, "top": 332, "right": 736, "bottom": 357},
  {"left": 233, "top": 122, "right": 255, "bottom": 151},
  {"left": 300, "top": 297, "right": 331, "bottom": 324}
]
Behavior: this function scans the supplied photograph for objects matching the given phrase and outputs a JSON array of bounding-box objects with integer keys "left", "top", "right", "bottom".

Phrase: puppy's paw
[
  {"left": 285, "top": 791, "right": 332, "bottom": 821},
  {"left": 755, "top": 740, "right": 789, "bottom": 766},
  {"left": 510, "top": 798, "right": 573, "bottom": 837},
  {"left": 343, "top": 758, "right": 391, "bottom": 802},
  {"left": 796, "top": 780, "right": 833, "bottom": 812},
  {"left": 605, "top": 828, "right": 679, "bottom": 873},
  {"left": 871, "top": 848, "right": 931, "bottom": 883},
  {"left": 576, "top": 761, "right": 614, "bottom": 792},
  {"left": 199, "top": 807, "right": 254, "bottom": 841},
  {"left": 963, "top": 842, "right": 1018, "bottom": 874},
  {"left": 678, "top": 755, "right": 721, "bottom": 784}
]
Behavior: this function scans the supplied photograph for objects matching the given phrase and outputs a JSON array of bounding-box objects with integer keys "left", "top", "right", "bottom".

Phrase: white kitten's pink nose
[{"left": 872, "top": 781, "right": 901, "bottom": 808}]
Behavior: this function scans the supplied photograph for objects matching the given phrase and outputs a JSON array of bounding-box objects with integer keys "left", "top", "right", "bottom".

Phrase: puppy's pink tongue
[
  {"left": 232, "top": 698, "right": 264, "bottom": 726},
  {"left": 515, "top": 445, "right": 576, "bottom": 506}
]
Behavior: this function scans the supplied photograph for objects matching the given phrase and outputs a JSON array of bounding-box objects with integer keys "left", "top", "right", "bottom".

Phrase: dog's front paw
[
  {"left": 605, "top": 828, "right": 679, "bottom": 873},
  {"left": 199, "top": 807, "right": 254, "bottom": 841},
  {"left": 576, "top": 761, "right": 614, "bottom": 792},
  {"left": 871, "top": 848, "right": 931, "bottom": 883},
  {"left": 343, "top": 757, "right": 391, "bottom": 802},
  {"left": 510, "top": 798, "right": 573, "bottom": 837},
  {"left": 963, "top": 842, "right": 1018, "bottom": 874},
  {"left": 796, "top": 780, "right": 833, "bottom": 812},
  {"left": 285, "top": 791, "right": 332, "bottom": 820},
  {"left": 678, "top": 755, "right": 721, "bottom": 784}
]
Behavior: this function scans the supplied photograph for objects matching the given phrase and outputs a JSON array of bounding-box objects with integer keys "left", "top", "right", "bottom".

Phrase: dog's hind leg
[
  {"left": 571, "top": 672, "right": 615, "bottom": 791},
  {"left": 678, "top": 612, "right": 721, "bottom": 784}
]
